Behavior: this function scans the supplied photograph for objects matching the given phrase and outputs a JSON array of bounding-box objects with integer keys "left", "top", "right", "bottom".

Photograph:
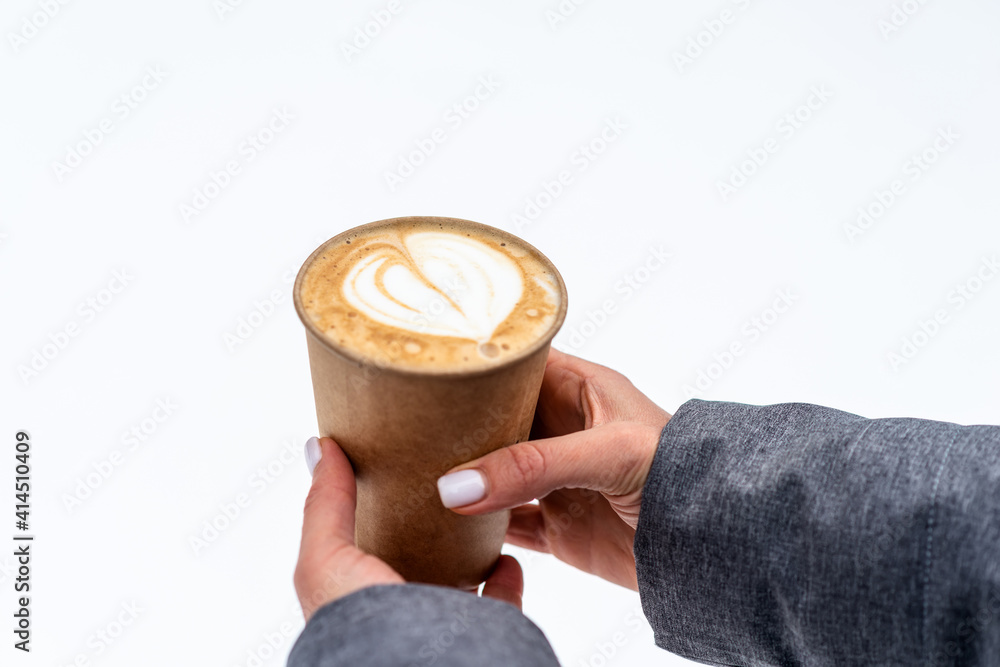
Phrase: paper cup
[{"left": 293, "top": 216, "right": 568, "bottom": 589}]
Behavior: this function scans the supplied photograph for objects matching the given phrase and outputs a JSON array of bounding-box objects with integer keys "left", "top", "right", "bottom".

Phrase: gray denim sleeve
[
  {"left": 286, "top": 584, "right": 560, "bottom": 666},
  {"left": 635, "top": 399, "right": 1000, "bottom": 667}
]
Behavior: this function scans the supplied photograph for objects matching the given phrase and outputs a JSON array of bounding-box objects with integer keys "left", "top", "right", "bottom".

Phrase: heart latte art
[
  {"left": 343, "top": 232, "right": 523, "bottom": 342},
  {"left": 297, "top": 218, "right": 563, "bottom": 371}
]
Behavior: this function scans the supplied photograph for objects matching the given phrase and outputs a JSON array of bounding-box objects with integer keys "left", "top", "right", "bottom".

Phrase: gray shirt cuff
[
  {"left": 287, "top": 583, "right": 560, "bottom": 666},
  {"left": 635, "top": 399, "right": 1000, "bottom": 666}
]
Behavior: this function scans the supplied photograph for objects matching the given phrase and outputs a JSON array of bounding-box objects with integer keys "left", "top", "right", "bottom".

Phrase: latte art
[
  {"left": 296, "top": 217, "right": 565, "bottom": 372},
  {"left": 342, "top": 232, "right": 524, "bottom": 342}
]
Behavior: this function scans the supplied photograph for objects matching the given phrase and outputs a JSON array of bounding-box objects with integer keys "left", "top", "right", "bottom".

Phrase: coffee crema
[{"left": 297, "top": 218, "right": 564, "bottom": 372}]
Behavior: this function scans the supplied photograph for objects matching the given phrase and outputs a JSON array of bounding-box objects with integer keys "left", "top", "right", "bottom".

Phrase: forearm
[
  {"left": 635, "top": 399, "right": 1000, "bottom": 666},
  {"left": 287, "top": 584, "right": 560, "bottom": 666}
]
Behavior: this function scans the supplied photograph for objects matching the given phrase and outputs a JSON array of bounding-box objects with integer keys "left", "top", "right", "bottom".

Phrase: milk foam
[
  {"left": 298, "top": 217, "right": 565, "bottom": 372},
  {"left": 342, "top": 232, "right": 524, "bottom": 342}
]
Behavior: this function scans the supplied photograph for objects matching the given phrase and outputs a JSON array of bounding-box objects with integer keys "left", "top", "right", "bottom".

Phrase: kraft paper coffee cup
[{"left": 293, "top": 216, "right": 568, "bottom": 589}]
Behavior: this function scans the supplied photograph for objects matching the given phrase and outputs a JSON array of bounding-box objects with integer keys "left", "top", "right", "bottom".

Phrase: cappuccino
[
  {"left": 297, "top": 217, "right": 563, "bottom": 372},
  {"left": 294, "top": 216, "right": 568, "bottom": 587}
]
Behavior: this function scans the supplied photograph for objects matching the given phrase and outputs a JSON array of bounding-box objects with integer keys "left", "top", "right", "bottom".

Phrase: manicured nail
[
  {"left": 305, "top": 437, "right": 322, "bottom": 477},
  {"left": 437, "top": 469, "right": 486, "bottom": 508}
]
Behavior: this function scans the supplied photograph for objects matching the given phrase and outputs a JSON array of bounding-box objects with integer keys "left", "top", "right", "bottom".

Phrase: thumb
[
  {"left": 295, "top": 437, "right": 404, "bottom": 620},
  {"left": 300, "top": 437, "right": 357, "bottom": 555},
  {"left": 437, "top": 421, "right": 659, "bottom": 515}
]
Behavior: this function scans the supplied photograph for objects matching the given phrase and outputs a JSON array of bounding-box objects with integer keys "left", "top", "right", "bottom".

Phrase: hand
[
  {"left": 437, "top": 349, "right": 671, "bottom": 590},
  {"left": 293, "top": 437, "right": 525, "bottom": 621}
]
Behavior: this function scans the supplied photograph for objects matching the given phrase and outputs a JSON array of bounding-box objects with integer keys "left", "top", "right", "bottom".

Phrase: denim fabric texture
[
  {"left": 286, "top": 583, "right": 559, "bottom": 666},
  {"left": 637, "top": 400, "right": 1000, "bottom": 666}
]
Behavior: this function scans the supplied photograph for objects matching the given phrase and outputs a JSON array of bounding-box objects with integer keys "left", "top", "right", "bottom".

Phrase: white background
[{"left": 2, "top": 0, "right": 999, "bottom": 665}]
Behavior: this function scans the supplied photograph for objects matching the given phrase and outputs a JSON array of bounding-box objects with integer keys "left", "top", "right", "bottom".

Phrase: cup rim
[{"left": 292, "top": 216, "right": 569, "bottom": 378}]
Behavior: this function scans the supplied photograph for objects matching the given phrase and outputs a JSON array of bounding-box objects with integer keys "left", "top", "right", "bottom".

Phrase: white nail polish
[
  {"left": 305, "top": 437, "right": 321, "bottom": 477},
  {"left": 437, "top": 469, "right": 486, "bottom": 508}
]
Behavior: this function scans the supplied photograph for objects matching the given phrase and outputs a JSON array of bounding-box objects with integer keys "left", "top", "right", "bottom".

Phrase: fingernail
[
  {"left": 305, "top": 437, "right": 322, "bottom": 477},
  {"left": 437, "top": 469, "right": 486, "bottom": 508}
]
